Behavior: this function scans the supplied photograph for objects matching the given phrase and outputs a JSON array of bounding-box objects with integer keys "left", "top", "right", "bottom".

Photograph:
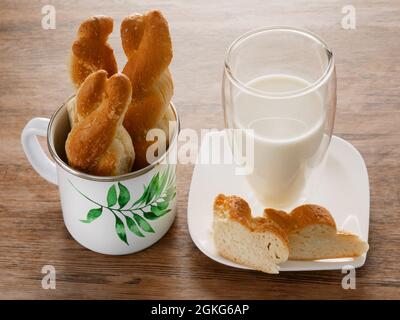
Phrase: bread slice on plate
[
  {"left": 213, "top": 194, "right": 289, "bottom": 274},
  {"left": 264, "top": 205, "right": 369, "bottom": 261}
]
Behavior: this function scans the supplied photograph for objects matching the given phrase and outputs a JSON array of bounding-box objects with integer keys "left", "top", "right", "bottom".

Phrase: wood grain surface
[{"left": 0, "top": 0, "right": 399, "bottom": 299}]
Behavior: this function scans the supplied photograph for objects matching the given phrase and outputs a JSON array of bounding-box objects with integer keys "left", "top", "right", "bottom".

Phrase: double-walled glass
[{"left": 223, "top": 27, "right": 336, "bottom": 209}]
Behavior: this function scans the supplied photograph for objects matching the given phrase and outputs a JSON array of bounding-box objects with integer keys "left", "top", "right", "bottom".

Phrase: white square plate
[{"left": 187, "top": 131, "right": 369, "bottom": 271}]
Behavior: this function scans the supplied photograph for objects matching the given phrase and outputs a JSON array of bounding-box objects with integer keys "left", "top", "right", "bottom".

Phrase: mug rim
[{"left": 47, "top": 95, "right": 180, "bottom": 182}]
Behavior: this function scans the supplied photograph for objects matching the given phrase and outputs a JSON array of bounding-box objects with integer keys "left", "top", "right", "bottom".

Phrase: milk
[{"left": 233, "top": 74, "right": 326, "bottom": 208}]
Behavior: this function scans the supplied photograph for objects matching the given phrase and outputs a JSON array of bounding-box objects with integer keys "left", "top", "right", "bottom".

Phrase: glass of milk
[{"left": 222, "top": 27, "right": 336, "bottom": 210}]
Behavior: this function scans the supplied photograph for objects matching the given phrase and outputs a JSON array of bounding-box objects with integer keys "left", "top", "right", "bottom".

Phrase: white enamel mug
[{"left": 21, "top": 96, "right": 179, "bottom": 255}]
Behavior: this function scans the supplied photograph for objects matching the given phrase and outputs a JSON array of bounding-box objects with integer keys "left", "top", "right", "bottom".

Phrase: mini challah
[
  {"left": 70, "top": 16, "right": 118, "bottom": 88},
  {"left": 121, "top": 10, "right": 174, "bottom": 170},
  {"left": 65, "top": 70, "right": 135, "bottom": 176}
]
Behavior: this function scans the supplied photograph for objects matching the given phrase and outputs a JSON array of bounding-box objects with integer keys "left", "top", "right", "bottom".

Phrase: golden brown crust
[
  {"left": 264, "top": 204, "right": 336, "bottom": 234},
  {"left": 70, "top": 16, "right": 118, "bottom": 88},
  {"left": 121, "top": 10, "right": 174, "bottom": 170},
  {"left": 214, "top": 194, "right": 289, "bottom": 246},
  {"left": 264, "top": 204, "right": 368, "bottom": 260},
  {"left": 124, "top": 69, "right": 173, "bottom": 137},
  {"left": 214, "top": 194, "right": 252, "bottom": 228},
  {"left": 73, "top": 70, "right": 108, "bottom": 124},
  {"left": 263, "top": 208, "right": 290, "bottom": 230},
  {"left": 65, "top": 71, "right": 133, "bottom": 176},
  {"left": 125, "top": 137, "right": 159, "bottom": 171},
  {"left": 121, "top": 10, "right": 173, "bottom": 92}
]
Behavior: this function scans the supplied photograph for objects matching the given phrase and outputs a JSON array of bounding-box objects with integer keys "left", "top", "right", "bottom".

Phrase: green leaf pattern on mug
[
  {"left": 125, "top": 216, "right": 144, "bottom": 238},
  {"left": 107, "top": 185, "right": 117, "bottom": 207},
  {"left": 69, "top": 166, "right": 176, "bottom": 245},
  {"left": 133, "top": 213, "right": 155, "bottom": 233},
  {"left": 143, "top": 211, "right": 159, "bottom": 220},
  {"left": 118, "top": 182, "right": 130, "bottom": 208},
  {"left": 80, "top": 208, "right": 103, "bottom": 223},
  {"left": 114, "top": 214, "right": 128, "bottom": 244}
]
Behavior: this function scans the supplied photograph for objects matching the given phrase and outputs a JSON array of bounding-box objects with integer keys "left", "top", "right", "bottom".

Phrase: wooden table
[{"left": 1, "top": 0, "right": 399, "bottom": 299}]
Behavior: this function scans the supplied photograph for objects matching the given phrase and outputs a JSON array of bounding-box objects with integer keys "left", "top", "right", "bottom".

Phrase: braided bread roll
[
  {"left": 65, "top": 70, "right": 135, "bottom": 176},
  {"left": 70, "top": 16, "right": 118, "bottom": 88},
  {"left": 121, "top": 10, "right": 174, "bottom": 170}
]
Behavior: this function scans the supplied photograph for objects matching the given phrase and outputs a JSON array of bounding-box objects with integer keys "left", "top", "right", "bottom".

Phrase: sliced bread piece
[
  {"left": 264, "top": 205, "right": 369, "bottom": 260},
  {"left": 213, "top": 194, "right": 289, "bottom": 274}
]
